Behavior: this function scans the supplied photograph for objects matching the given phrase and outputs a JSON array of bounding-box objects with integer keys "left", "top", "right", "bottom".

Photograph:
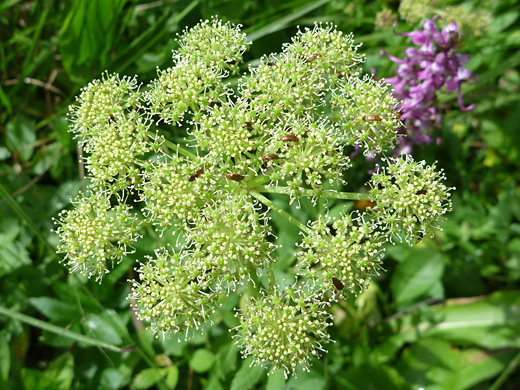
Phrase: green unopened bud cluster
[{"left": 55, "top": 18, "right": 453, "bottom": 377}]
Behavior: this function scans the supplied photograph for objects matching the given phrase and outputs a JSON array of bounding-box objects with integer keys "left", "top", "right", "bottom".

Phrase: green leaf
[
  {"left": 230, "top": 357, "right": 266, "bottom": 390},
  {"left": 390, "top": 247, "right": 445, "bottom": 306},
  {"left": 100, "top": 366, "right": 131, "bottom": 390},
  {"left": 489, "top": 11, "right": 519, "bottom": 34},
  {"left": 190, "top": 349, "right": 216, "bottom": 373},
  {"left": 82, "top": 313, "right": 123, "bottom": 346},
  {"left": 165, "top": 365, "right": 179, "bottom": 388},
  {"left": 396, "top": 338, "right": 515, "bottom": 390},
  {"left": 32, "top": 353, "right": 75, "bottom": 390},
  {"left": 28, "top": 297, "right": 80, "bottom": 323},
  {"left": 59, "top": 0, "right": 128, "bottom": 76},
  {"left": 131, "top": 367, "right": 164, "bottom": 390},
  {"left": 286, "top": 368, "right": 326, "bottom": 390},
  {"left": 0, "top": 332, "right": 10, "bottom": 383},
  {"left": 246, "top": 0, "right": 331, "bottom": 42},
  {"left": 0, "top": 222, "right": 31, "bottom": 277},
  {"left": 266, "top": 370, "right": 285, "bottom": 390},
  {"left": 339, "top": 363, "right": 412, "bottom": 390},
  {"left": 457, "top": 349, "right": 515, "bottom": 390},
  {"left": 0, "top": 146, "right": 11, "bottom": 161},
  {"left": 214, "top": 343, "right": 239, "bottom": 379},
  {"left": 6, "top": 115, "right": 36, "bottom": 162},
  {"left": 377, "top": 291, "right": 520, "bottom": 358}
]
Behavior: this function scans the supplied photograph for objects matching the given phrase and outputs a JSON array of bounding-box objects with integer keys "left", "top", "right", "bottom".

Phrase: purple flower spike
[{"left": 382, "top": 17, "right": 476, "bottom": 154}]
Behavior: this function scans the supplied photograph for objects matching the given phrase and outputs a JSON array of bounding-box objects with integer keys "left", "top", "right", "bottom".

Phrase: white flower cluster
[{"left": 55, "top": 18, "right": 453, "bottom": 377}]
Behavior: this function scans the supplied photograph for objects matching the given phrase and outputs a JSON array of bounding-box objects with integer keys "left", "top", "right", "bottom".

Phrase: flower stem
[
  {"left": 151, "top": 132, "right": 198, "bottom": 160},
  {"left": 250, "top": 190, "right": 311, "bottom": 235},
  {"left": 253, "top": 185, "right": 370, "bottom": 201}
]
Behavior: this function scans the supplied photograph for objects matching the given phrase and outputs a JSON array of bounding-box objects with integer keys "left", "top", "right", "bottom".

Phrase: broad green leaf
[
  {"left": 6, "top": 115, "right": 36, "bottom": 162},
  {"left": 214, "top": 342, "right": 239, "bottom": 379},
  {"left": 100, "top": 366, "right": 131, "bottom": 390},
  {"left": 338, "top": 363, "right": 412, "bottom": 390},
  {"left": 28, "top": 297, "right": 80, "bottom": 323},
  {"left": 82, "top": 313, "right": 123, "bottom": 346},
  {"left": 35, "top": 353, "right": 75, "bottom": 390},
  {"left": 0, "top": 239, "right": 32, "bottom": 277},
  {"left": 376, "top": 291, "right": 520, "bottom": 359},
  {"left": 31, "top": 142, "right": 61, "bottom": 176},
  {"left": 190, "top": 348, "right": 216, "bottom": 373},
  {"left": 457, "top": 348, "right": 515, "bottom": 390},
  {"left": 131, "top": 367, "right": 164, "bottom": 389},
  {"left": 396, "top": 338, "right": 462, "bottom": 389},
  {"left": 22, "top": 353, "right": 74, "bottom": 390},
  {"left": 162, "top": 337, "right": 188, "bottom": 357},
  {"left": 0, "top": 146, "right": 11, "bottom": 161},
  {"left": 286, "top": 368, "right": 326, "bottom": 390},
  {"left": 397, "top": 338, "right": 515, "bottom": 390},
  {"left": 165, "top": 365, "right": 179, "bottom": 388},
  {"left": 489, "top": 11, "right": 519, "bottom": 34},
  {"left": 266, "top": 370, "right": 285, "bottom": 390},
  {"left": 230, "top": 357, "right": 265, "bottom": 390},
  {"left": 390, "top": 247, "right": 445, "bottom": 306}
]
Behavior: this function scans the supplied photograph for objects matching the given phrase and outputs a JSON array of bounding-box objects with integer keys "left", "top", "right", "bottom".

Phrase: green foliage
[{"left": 1, "top": 0, "right": 520, "bottom": 388}]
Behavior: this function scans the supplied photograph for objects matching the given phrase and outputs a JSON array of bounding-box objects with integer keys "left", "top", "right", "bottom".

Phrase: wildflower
[
  {"left": 297, "top": 214, "right": 385, "bottom": 298},
  {"left": 56, "top": 18, "right": 455, "bottom": 376},
  {"left": 382, "top": 17, "right": 477, "bottom": 153},
  {"left": 54, "top": 192, "right": 140, "bottom": 281},
  {"left": 233, "top": 287, "right": 332, "bottom": 377},
  {"left": 131, "top": 248, "right": 222, "bottom": 338},
  {"left": 368, "top": 155, "right": 453, "bottom": 243}
]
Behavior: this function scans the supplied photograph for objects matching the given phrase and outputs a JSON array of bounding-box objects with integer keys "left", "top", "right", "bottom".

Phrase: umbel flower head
[
  {"left": 368, "top": 155, "right": 453, "bottom": 243},
  {"left": 54, "top": 191, "right": 140, "bottom": 281},
  {"left": 382, "top": 17, "right": 477, "bottom": 154},
  {"left": 55, "top": 17, "right": 454, "bottom": 376},
  {"left": 131, "top": 247, "right": 223, "bottom": 338},
  {"left": 233, "top": 286, "right": 332, "bottom": 377}
]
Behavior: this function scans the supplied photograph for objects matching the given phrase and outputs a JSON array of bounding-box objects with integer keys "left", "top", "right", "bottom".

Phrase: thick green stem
[
  {"left": 253, "top": 185, "right": 370, "bottom": 201},
  {"left": 250, "top": 190, "right": 311, "bottom": 235},
  {"left": 151, "top": 132, "right": 197, "bottom": 160}
]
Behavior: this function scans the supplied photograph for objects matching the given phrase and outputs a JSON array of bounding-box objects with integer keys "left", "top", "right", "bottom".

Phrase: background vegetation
[{"left": 1, "top": 0, "right": 519, "bottom": 389}]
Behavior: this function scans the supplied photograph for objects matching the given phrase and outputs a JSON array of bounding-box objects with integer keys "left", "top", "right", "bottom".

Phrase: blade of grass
[
  {"left": 489, "top": 349, "right": 520, "bottom": 390},
  {"left": 245, "top": 0, "right": 331, "bottom": 42},
  {"left": 16, "top": 2, "right": 51, "bottom": 90},
  {"left": 111, "top": 0, "right": 199, "bottom": 73},
  {"left": 0, "top": 305, "right": 123, "bottom": 353}
]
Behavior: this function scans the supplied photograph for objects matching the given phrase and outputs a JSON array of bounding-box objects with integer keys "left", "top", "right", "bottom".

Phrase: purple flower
[{"left": 382, "top": 17, "right": 477, "bottom": 153}]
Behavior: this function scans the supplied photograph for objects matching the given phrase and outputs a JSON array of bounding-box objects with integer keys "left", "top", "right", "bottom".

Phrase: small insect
[
  {"left": 416, "top": 189, "right": 427, "bottom": 195},
  {"left": 355, "top": 200, "right": 377, "bottom": 210},
  {"left": 281, "top": 134, "right": 299, "bottom": 142},
  {"left": 188, "top": 167, "right": 204, "bottom": 181},
  {"left": 304, "top": 53, "right": 321, "bottom": 63},
  {"left": 262, "top": 153, "right": 281, "bottom": 162},
  {"left": 244, "top": 121, "right": 253, "bottom": 128},
  {"left": 448, "top": 31, "right": 460, "bottom": 46},
  {"left": 332, "top": 277, "right": 344, "bottom": 291},
  {"left": 363, "top": 115, "right": 382, "bottom": 122},
  {"left": 225, "top": 173, "right": 245, "bottom": 181},
  {"left": 395, "top": 112, "right": 402, "bottom": 119},
  {"left": 266, "top": 61, "right": 275, "bottom": 66}
]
